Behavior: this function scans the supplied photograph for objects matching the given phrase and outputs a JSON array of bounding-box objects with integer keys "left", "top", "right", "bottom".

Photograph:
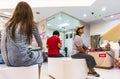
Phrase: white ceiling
[
  {"left": 0, "top": 0, "right": 120, "bottom": 23},
  {"left": 0, "top": 0, "right": 96, "bottom": 8}
]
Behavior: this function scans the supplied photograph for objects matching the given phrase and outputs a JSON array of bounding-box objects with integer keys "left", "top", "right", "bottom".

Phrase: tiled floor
[{"left": 40, "top": 62, "right": 120, "bottom": 79}]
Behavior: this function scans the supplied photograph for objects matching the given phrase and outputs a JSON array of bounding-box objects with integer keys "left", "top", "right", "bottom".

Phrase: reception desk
[{"left": 88, "top": 51, "right": 114, "bottom": 69}]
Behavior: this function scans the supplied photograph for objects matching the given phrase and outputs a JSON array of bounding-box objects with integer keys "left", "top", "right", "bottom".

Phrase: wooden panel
[{"left": 101, "top": 23, "right": 120, "bottom": 42}]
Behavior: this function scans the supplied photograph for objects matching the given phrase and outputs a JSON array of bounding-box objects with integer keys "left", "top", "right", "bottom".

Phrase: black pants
[
  {"left": 71, "top": 53, "right": 96, "bottom": 68},
  {"left": 48, "top": 53, "right": 64, "bottom": 57}
]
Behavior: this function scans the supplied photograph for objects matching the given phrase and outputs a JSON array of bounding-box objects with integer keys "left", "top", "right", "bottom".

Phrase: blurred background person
[
  {"left": 118, "top": 39, "right": 120, "bottom": 57},
  {"left": 47, "top": 30, "right": 64, "bottom": 57}
]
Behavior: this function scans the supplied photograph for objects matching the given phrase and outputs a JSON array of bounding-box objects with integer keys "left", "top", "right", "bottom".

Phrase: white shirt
[{"left": 71, "top": 35, "right": 84, "bottom": 55}]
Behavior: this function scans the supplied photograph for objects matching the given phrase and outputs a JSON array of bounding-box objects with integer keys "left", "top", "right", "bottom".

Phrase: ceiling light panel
[
  {"left": 47, "top": 12, "right": 80, "bottom": 31},
  {"left": 103, "top": 13, "right": 120, "bottom": 21},
  {"left": 0, "top": 0, "right": 96, "bottom": 9}
]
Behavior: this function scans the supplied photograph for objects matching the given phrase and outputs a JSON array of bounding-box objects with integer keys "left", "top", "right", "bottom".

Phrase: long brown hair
[{"left": 6, "top": 1, "right": 36, "bottom": 45}]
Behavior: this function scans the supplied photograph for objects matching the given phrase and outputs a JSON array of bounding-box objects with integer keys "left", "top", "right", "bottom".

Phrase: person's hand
[{"left": 85, "top": 49, "right": 90, "bottom": 54}]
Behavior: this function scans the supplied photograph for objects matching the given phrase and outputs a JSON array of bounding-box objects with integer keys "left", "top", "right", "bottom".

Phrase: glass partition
[{"left": 46, "top": 12, "right": 80, "bottom": 56}]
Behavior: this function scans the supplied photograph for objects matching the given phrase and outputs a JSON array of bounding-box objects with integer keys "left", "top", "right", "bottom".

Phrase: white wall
[{"left": 83, "top": 25, "right": 90, "bottom": 47}]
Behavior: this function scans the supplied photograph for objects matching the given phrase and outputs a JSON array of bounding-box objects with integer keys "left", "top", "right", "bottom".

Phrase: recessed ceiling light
[
  {"left": 83, "top": 14, "right": 87, "bottom": 17},
  {"left": 110, "top": 15, "right": 114, "bottom": 18},
  {"left": 101, "top": 7, "right": 106, "bottom": 11}
]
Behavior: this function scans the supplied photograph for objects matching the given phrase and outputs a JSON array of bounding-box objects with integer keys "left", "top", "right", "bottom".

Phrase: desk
[{"left": 88, "top": 51, "right": 114, "bottom": 69}]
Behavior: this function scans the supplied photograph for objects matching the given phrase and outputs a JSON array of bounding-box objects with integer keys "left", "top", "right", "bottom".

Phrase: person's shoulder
[
  {"left": 55, "top": 36, "right": 60, "bottom": 39},
  {"left": 47, "top": 36, "right": 53, "bottom": 39},
  {"left": 74, "top": 35, "right": 82, "bottom": 41},
  {"left": 75, "top": 35, "right": 81, "bottom": 39},
  {"left": 52, "top": 36, "right": 60, "bottom": 41},
  {"left": 1, "top": 27, "right": 6, "bottom": 35}
]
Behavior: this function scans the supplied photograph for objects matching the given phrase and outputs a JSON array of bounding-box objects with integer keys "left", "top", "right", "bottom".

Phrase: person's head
[
  {"left": 53, "top": 30, "right": 60, "bottom": 36},
  {"left": 118, "top": 39, "right": 120, "bottom": 46},
  {"left": 12, "top": 1, "right": 34, "bottom": 23},
  {"left": 6, "top": 1, "right": 35, "bottom": 44},
  {"left": 75, "top": 25, "right": 85, "bottom": 36}
]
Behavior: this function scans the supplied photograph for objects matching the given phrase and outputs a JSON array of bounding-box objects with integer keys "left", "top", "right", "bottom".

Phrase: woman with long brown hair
[{"left": 1, "top": 1, "right": 43, "bottom": 78}]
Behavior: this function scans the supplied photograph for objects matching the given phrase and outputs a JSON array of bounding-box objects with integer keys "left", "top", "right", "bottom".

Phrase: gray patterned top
[
  {"left": 71, "top": 35, "right": 84, "bottom": 55},
  {"left": 1, "top": 25, "right": 43, "bottom": 67}
]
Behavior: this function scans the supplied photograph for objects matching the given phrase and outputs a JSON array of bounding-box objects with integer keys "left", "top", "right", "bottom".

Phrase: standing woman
[
  {"left": 71, "top": 25, "right": 100, "bottom": 77},
  {"left": 1, "top": 1, "right": 43, "bottom": 78}
]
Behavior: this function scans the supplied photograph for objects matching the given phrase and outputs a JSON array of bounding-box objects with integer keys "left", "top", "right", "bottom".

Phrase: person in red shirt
[{"left": 47, "top": 30, "right": 64, "bottom": 57}]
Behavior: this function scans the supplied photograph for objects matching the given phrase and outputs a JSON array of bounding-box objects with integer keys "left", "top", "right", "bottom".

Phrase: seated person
[
  {"left": 71, "top": 25, "right": 100, "bottom": 77},
  {"left": 46, "top": 30, "right": 64, "bottom": 57}
]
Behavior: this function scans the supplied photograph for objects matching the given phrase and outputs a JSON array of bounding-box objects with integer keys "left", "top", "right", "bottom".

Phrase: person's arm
[
  {"left": 77, "top": 45, "right": 86, "bottom": 53},
  {"left": 46, "top": 44, "right": 48, "bottom": 48},
  {"left": 46, "top": 39, "right": 48, "bottom": 48},
  {"left": 32, "top": 26, "right": 43, "bottom": 50},
  {"left": 74, "top": 35, "right": 86, "bottom": 53},
  {"left": 57, "top": 38, "right": 62, "bottom": 48},
  {"left": 58, "top": 43, "right": 61, "bottom": 48}
]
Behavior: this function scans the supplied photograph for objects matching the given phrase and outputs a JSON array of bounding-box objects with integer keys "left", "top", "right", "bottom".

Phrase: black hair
[
  {"left": 118, "top": 39, "right": 120, "bottom": 44},
  {"left": 53, "top": 30, "right": 60, "bottom": 36}
]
